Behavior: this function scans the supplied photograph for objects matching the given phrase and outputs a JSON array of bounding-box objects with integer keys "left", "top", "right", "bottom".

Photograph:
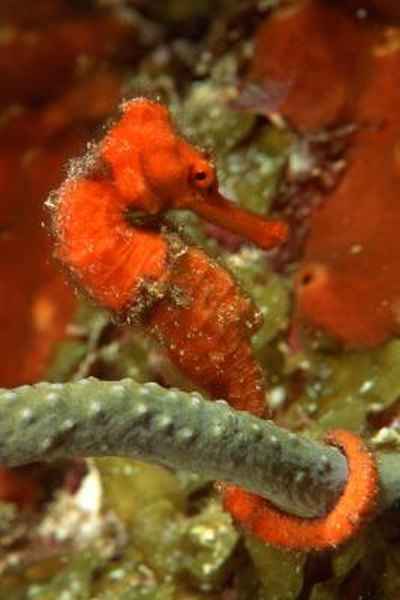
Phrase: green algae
[
  {"left": 181, "top": 77, "right": 289, "bottom": 215},
  {"left": 179, "top": 500, "right": 238, "bottom": 588},
  {"left": 27, "top": 550, "right": 103, "bottom": 600},
  {"left": 380, "top": 543, "right": 400, "bottom": 598},
  {"left": 127, "top": 492, "right": 235, "bottom": 583},
  {"left": 309, "top": 533, "right": 384, "bottom": 599},
  {"left": 181, "top": 78, "right": 255, "bottom": 155},
  {"left": 95, "top": 458, "right": 237, "bottom": 594},
  {"left": 332, "top": 537, "right": 366, "bottom": 579},
  {"left": 220, "top": 123, "right": 292, "bottom": 214},
  {"left": 45, "top": 305, "right": 110, "bottom": 382},
  {"left": 226, "top": 249, "right": 290, "bottom": 352},
  {"left": 96, "top": 459, "right": 186, "bottom": 523},
  {"left": 0, "top": 461, "right": 236, "bottom": 599},
  {"left": 280, "top": 339, "right": 400, "bottom": 436},
  {"left": 245, "top": 538, "right": 305, "bottom": 600},
  {"left": 124, "top": 497, "right": 237, "bottom": 591}
]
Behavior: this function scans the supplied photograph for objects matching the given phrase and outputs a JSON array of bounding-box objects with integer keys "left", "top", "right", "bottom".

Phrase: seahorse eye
[{"left": 190, "top": 161, "right": 214, "bottom": 191}]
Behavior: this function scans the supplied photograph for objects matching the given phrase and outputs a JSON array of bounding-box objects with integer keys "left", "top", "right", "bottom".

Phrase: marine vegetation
[{"left": 2, "top": 1, "right": 400, "bottom": 598}]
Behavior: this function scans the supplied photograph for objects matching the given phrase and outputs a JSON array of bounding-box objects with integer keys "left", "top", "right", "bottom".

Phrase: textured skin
[{"left": 50, "top": 98, "right": 287, "bottom": 416}]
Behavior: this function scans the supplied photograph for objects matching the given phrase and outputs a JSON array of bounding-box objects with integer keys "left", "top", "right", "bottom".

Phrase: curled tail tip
[{"left": 223, "top": 428, "right": 378, "bottom": 551}]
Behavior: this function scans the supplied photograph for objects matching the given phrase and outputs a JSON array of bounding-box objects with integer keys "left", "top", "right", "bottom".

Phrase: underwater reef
[{"left": 1, "top": 1, "right": 400, "bottom": 598}]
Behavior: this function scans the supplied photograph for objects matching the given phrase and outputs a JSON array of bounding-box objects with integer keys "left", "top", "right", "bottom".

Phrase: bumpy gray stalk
[{"left": 0, "top": 378, "right": 396, "bottom": 518}]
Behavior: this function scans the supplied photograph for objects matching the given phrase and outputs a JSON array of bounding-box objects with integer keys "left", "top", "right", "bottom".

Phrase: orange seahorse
[{"left": 48, "top": 98, "right": 378, "bottom": 549}]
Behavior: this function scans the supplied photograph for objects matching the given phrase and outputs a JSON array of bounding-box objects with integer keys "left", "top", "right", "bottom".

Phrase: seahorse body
[
  {"left": 50, "top": 99, "right": 286, "bottom": 416},
  {"left": 49, "top": 98, "right": 378, "bottom": 550}
]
